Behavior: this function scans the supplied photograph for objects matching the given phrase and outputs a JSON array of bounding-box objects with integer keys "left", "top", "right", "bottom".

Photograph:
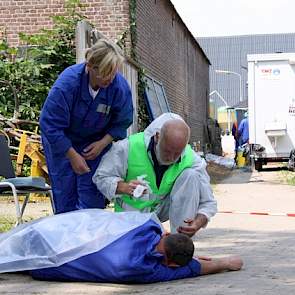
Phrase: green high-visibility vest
[{"left": 115, "top": 132, "right": 194, "bottom": 212}]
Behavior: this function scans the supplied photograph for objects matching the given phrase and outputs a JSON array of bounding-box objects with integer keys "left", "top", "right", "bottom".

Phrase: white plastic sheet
[
  {"left": 205, "top": 153, "right": 235, "bottom": 169},
  {"left": 0, "top": 209, "right": 162, "bottom": 273}
]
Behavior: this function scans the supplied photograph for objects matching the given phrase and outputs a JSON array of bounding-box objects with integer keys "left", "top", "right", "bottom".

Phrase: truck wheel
[{"left": 255, "top": 161, "right": 263, "bottom": 171}]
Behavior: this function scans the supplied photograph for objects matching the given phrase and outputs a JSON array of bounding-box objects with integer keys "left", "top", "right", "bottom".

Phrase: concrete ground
[{"left": 1, "top": 166, "right": 295, "bottom": 294}]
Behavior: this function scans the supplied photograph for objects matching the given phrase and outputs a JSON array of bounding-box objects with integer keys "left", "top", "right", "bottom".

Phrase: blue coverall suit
[
  {"left": 238, "top": 118, "right": 249, "bottom": 146},
  {"left": 31, "top": 220, "right": 201, "bottom": 283},
  {"left": 40, "top": 63, "right": 133, "bottom": 213}
]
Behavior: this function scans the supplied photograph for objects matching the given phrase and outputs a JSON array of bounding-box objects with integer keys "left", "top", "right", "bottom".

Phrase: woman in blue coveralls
[{"left": 40, "top": 39, "right": 133, "bottom": 213}]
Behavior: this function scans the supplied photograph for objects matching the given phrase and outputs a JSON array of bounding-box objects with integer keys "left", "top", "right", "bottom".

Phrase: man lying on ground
[{"left": 0, "top": 210, "right": 242, "bottom": 283}]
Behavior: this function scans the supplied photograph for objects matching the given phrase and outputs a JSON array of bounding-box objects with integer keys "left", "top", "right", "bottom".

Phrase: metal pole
[
  {"left": 209, "top": 90, "right": 230, "bottom": 131},
  {"left": 215, "top": 70, "right": 243, "bottom": 102},
  {"left": 227, "top": 109, "right": 231, "bottom": 132},
  {"left": 238, "top": 73, "right": 242, "bottom": 102}
]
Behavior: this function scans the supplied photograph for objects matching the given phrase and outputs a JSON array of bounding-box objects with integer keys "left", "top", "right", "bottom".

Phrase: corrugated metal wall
[{"left": 198, "top": 33, "right": 295, "bottom": 108}]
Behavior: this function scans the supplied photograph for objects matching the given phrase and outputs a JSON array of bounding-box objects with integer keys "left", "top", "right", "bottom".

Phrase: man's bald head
[
  {"left": 155, "top": 119, "right": 191, "bottom": 165},
  {"left": 161, "top": 119, "right": 190, "bottom": 146}
]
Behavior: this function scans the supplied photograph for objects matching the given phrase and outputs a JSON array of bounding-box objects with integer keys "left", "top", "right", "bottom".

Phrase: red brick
[{"left": 0, "top": 0, "right": 209, "bottom": 144}]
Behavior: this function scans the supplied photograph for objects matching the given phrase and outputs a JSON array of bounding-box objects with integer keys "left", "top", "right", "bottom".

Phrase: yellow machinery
[
  {"left": 1, "top": 125, "right": 49, "bottom": 201},
  {"left": 16, "top": 130, "right": 48, "bottom": 179},
  {"left": 17, "top": 131, "right": 49, "bottom": 201},
  {"left": 0, "top": 81, "right": 49, "bottom": 201}
]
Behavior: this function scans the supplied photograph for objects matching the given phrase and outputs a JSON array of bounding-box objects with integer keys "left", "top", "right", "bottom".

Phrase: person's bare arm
[{"left": 196, "top": 256, "right": 243, "bottom": 275}]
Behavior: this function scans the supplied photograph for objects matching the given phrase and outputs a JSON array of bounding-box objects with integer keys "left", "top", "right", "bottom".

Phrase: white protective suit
[{"left": 93, "top": 113, "right": 217, "bottom": 233}]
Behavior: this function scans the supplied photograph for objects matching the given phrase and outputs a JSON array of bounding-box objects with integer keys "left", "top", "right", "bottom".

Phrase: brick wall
[
  {"left": 0, "top": 0, "right": 129, "bottom": 47},
  {"left": 135, "top": 0, "right": 210, "bottom": 144},
  {"left": 0, "top": 0, "right": 210, "bottom": 145}
]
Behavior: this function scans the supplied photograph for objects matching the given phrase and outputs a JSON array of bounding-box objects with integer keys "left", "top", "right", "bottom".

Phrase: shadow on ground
[
  {"left": 0, "top": 227, "right": 294, "bottom": 295},
  {"left": 259, "top": 166, "right": 288, "bottom": 172},
  {"left": 208, "top": 163, "right": 294, "bottom": 186},
  {"left": 207, "top": 162, "right": 253, "bottom": 185}
]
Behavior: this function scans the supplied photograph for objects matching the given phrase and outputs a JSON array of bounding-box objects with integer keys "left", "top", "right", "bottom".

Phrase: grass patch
[
  {"left": 0, "top": 216, "right": 15, "bottom": 232},
  {"left": 280, "top": 170, "right": 295, "bottom": 185},
  {"left": 0, "top": 215, "right": 35, "bottom": 233}
]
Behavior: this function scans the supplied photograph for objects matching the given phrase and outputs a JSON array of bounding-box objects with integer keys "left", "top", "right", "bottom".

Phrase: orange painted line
[
  {"left": 218, "top": 211, "right": 295, "bottom": 217},
  {"left": 250, "top": 212, "right": 269, "bottom": 215}
]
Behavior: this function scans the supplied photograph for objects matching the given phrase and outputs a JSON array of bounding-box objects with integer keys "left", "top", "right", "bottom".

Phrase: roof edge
[{"left": 169, "top": 1, "right": 211, "bottom": 65}]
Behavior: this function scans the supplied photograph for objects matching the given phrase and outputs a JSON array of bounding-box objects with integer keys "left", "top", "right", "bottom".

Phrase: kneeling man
[{"left": 93, "top": 113, "right": 217, "bottom": 237}]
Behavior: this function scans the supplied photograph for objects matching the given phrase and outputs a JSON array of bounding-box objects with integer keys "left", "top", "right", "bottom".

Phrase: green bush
[{"left": 0, "top": 0, "right": 86, "bottom": 122}]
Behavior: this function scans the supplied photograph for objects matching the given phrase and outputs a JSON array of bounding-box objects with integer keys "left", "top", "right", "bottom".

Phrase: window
[{"left": 144, "top": 76, "right": 170, "bottom": 120}]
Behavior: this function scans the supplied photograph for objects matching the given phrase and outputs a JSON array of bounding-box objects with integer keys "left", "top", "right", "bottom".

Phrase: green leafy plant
[
  {"left": 128, "top": 0, "right": 150, "bottom": 130},
  {"left": 0, "top": 0, "right": 87, "bottom": 177},
  {"left": 0, "top": 0, "right": 87, "bottom": 122}
]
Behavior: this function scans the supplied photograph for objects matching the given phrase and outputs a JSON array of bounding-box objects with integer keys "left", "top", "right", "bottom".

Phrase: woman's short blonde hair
[{"left": 85, "top": 39, "right": 125, "bottom": 78}]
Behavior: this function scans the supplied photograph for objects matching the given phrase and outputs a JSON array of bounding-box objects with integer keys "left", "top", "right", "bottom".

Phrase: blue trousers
[{"left": 43, "top": 140, "right": 108, "bottom": 213}]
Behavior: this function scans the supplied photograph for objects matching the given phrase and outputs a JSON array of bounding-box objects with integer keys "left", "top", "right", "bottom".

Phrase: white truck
[{"left": 247, "top": 53, "right": 295, "bottom": 171}]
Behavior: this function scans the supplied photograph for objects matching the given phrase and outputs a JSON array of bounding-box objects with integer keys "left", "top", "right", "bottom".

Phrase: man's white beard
[{"left": 155, "top": 143, "right": 175, "bottom": 166}]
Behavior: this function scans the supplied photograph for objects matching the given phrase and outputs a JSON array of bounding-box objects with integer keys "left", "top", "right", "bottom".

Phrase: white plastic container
[{"left": 247, "top": 53, "right": 295, "bottom": 170}]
